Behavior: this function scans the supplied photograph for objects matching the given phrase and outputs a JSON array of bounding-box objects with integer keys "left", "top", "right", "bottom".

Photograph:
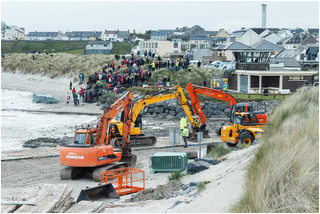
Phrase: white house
[
  {"left": 283, "top": 34, "right": 318, "bottom": 49},
  {"left": 104, "top": 30, "right": 121, "bottom": 42},
  {"left": 85, "top": 41, "right": 113, "bottom": 54},
  {"left": 138, "top": 40, "right": 182, "bottom": 57},
  {"left": 228, "top": 28, "right": 270, "bottom": 46},
  {"left": 66, "top": 31, "right": 103, "bottom": 41},
  {"left": 26, "top": 31, "right": 65, "bottom": 41},
  {"left": 3, "top": 25, "right": 25, "bottom": 40}
]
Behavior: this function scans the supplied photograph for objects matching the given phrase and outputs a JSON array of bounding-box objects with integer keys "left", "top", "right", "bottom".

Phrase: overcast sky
[{"left": 1, "top": 1, "right": 319, "bottom": 34}]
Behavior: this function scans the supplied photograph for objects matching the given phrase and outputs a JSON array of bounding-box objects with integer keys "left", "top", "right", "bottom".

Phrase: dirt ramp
[{"left": 125, "top": 180, "right": 185, "bottom": 203}]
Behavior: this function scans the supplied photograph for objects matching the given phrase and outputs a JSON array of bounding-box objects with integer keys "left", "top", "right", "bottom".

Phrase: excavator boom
[
  {"left": 186, "top": 82, "right": 238, "bottom": 125},
  {"left": 110, "top": 85, "right": 204, "bottom": 145}
]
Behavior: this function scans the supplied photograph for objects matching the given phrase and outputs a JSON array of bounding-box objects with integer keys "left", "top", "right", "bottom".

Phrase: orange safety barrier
[{"left": 100, "top": 167, "right": 145, "bottom": 196}]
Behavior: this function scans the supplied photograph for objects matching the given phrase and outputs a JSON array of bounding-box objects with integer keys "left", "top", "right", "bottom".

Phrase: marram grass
[{"left": 230, "top": 87, "right": 319, "bottom": 213}]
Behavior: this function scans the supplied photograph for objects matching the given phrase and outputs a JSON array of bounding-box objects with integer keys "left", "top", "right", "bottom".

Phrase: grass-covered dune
[
  {"left": 231, "top": 86, "right": 319, "bottom": 212},
  {"left": 1, "top": 53, "right": 215, "bottom": 87}
]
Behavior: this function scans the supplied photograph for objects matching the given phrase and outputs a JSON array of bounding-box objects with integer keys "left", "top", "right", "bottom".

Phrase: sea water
[{"left": 1, "top": 90, "right": 96, "bottom": 151}]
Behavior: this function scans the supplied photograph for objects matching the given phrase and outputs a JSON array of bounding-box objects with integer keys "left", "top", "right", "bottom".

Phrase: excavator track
[
  {"left": 60, "top": 162, "right": 129, "bottom": 182},
  {"left": 60, "top": 166, "right": 84, "bottom": 180},
  {"left": 111, "top": 136, "right": 157, "bottom": 148}
]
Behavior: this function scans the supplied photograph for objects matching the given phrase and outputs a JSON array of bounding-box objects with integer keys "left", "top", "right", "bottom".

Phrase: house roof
[
  {"left": 286, "top": 34, "right": 317, "bottom": 44},
  {"left": 290, "top": 28, "right": 304, "bottom": 35},
  {"left": 194, "top": 31, "right": 206, "bottom": 37},
  {"left": 229, "top": 29, "right": 246, "bottom": 37},
  {"left": 87, "top": 41, "right": 111, "bottom": 45},
  {"left": 206, "top": 31, "right": 219, "bottom": 36},
  {"left": 307, "top": 28, "right": 319, "bottom": 35},
  {"left": 269, "top": 58, "right": 301, "bottom": 67},
  {"left": 275, "top": 49, "right": 304, "bottom": 58},
  {"left": 211, "top": 37, "right": 227, "bottom": 42},
  {"left": 251, "top": 28, "right": 267, "bottom": 35},
  {"left": 27, "top": 32, "right": 59, "bottom": 37},
  {"left": 117, "top": 31, "right": 129, "bottom": 38},
  {"left": 158, "top": 30, "right": 174, "bottom": 35},
  {"left": 306, "top": 47, "right": 319, "bottom": 56},
  {"left": 276, "top": 36, "right": 291, "bottom": 45},
  {"left": 151, "top": 31, "right": 167, "bottom": 36},
  {"left": 250, "top": 40, "right": 284, "bottom": 51},
  {"left": 189, "top": 36, "right": 219, "bottom": 41},
  {"left": 215, "top": 42, "right": 253, "bottom": 50},
  {"left": 66, "top": 31, "right": 102, "bottom": 37},
  {"left": 118, "top": 31, "right": 129, "bottom": 36},
  {"left": 104, "top": 30, "right": 117, "bottom": 34},
  {"left": 267, "top": 28, "right": 280, "bottom": 33}
]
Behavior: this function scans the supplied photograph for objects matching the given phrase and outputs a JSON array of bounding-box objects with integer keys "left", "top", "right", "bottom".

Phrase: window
[
  {"left": 289, "top": 76, "right": 304, "bottom": 80},
  {"left": 74, "top": 133, "right": 87, "bottom": 144},
  {"left": 174, "top": 43, "right": 178, "bottom": 48},
  {"left": 155, "top": 43, "right": 158, "bottom": 48},
  {"left": 152, "top": 43, "right": 154, "bottom": 48}
]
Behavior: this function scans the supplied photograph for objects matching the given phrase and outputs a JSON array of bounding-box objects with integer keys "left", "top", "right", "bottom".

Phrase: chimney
[{"left": 261, "top": 4, "right": 267, "bottom": 28}]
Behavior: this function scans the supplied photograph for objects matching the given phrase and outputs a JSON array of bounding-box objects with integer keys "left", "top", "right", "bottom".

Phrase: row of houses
[{"left": 1, "top": 22, "right": 131, "bottom": 42}]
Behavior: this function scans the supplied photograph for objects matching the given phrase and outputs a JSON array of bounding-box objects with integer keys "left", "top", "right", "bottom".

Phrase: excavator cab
[{"left": 74, "top": 130, "right": 97, "bottom": 145}]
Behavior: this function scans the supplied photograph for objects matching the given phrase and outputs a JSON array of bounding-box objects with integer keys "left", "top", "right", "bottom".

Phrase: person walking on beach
[
  {"left": 70, "top": 81, "right": 72, "bottom": 90},
  {"left": 66, "top": 95, "right": 70, "bottom": 105}
]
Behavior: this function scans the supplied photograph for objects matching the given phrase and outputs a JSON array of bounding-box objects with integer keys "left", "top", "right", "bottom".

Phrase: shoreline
[{"left": 1, "top": 71, "right": 251, "bottom": 213}]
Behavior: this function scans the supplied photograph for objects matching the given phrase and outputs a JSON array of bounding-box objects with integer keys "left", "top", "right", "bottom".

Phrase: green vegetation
[
  {"left": 1, "top": 41, "right": 87, "bottom": 54},
  {"left": 131, "top": 31, "right": 151, "bottom": 40},
  {"left": 1, "top": 41, "right": 133, "bottom": 55},
  {"left": 206, "top": 143, "right": 232, "bottom": 159},
  {"left": 230, "top": 87, "right": 319, "bottom": 213},
  {"left": 197, "top": 181, "right": 210, "bottom": 193},
  {"left": 1, "top": 53, "right": 119, "bottom": 78},
  {"left": 168, "top": 171, "right": 187, "bottom": 181},
  {"left": 110, "top": 42, "right": 133, "bottom": 54}
]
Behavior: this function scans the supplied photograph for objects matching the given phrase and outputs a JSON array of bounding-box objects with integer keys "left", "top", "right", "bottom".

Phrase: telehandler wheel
[
  {"left": 238, "top": 133, "right": 254, "bottom": 146},
  {"left": 215, "top": 127, "right": 222, "bottom": 136}
]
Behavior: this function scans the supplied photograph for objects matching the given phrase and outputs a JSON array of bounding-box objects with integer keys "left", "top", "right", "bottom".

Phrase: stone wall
[{"left": 100, "top": 92, "right": 280, "bottom": 119}]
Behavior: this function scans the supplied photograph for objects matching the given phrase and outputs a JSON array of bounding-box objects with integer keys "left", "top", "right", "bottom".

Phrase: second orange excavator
[{"left": 186, "top": 83, "right": 268, "bottom": 135}]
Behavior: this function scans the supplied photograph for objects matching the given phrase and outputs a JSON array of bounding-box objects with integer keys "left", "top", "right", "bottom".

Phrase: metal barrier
[{"left": 100, "top": 167, "right": 145, "bottom": 196}]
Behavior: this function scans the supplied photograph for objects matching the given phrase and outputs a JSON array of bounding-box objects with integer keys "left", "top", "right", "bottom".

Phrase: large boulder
[{"left": 154, "top": 106, "right": 165, "bottom": 114}]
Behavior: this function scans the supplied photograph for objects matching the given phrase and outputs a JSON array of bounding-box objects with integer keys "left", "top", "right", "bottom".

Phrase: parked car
[
  {"left": 211, "top": 61, "right": 225, "bottom": 68},
  {"left": 189, "top": 60, "right": 200, "bottom": 65}
]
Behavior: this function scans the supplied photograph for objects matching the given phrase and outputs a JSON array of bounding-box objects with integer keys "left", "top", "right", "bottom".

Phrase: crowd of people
[{"left": 66, "top": 51, "right": 196, "bottom": 106}]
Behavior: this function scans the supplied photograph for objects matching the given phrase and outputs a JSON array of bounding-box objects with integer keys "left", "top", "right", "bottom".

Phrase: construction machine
[
  {"left": 60, "top": 91, "right": 136, "bottom": 182},
  {"left": 110, "top": 85, "right": 205, "bottom": 144},
  {"left": 220, "top": 112, "right": 264, "bottom": 146},
  {"left": 186, "top": 83, "right": 268, "bottom": 136}
]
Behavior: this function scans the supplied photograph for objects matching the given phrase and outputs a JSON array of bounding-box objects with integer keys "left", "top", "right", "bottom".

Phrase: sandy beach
[{"left": 1, "top": 71, "right": 259, "bottom": 213}]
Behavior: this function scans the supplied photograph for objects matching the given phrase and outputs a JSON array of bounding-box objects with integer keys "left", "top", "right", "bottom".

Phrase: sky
[{"left": 1, "top": 1, "right": 319, "bottom": 34}]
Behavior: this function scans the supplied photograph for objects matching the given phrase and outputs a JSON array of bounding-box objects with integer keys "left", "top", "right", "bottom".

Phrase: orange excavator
[
  {"left": 186, "top": 83, "right": 268, "bottom": 135},
  {"left": 60, "top": 91, "right": 136, "bottom": 182}
]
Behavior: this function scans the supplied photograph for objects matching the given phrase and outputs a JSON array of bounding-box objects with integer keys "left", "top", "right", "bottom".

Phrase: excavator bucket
[
  {"left": 188, "top": 129, "right": 210, "bottom": 141},
  {"left": 200, "top": 125, "right": 210, "bottom": 138},
  {"left": 76, "top": 183, "right": 120, "bottom": 203},
  {"left": 203, "top": 129, "right": 210, "bottom": 138},
  {"left": 121, "top": 154, "right": 137, "bottom": 167}
]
